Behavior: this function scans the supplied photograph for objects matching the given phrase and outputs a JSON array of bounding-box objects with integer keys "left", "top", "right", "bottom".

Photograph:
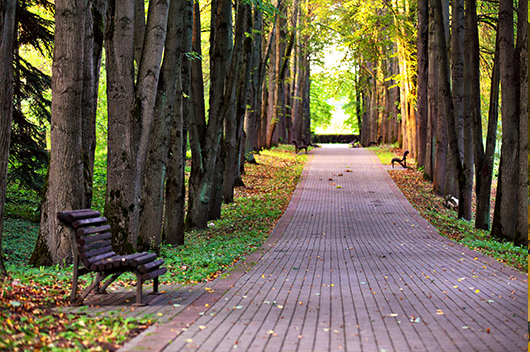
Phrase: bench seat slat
[
  {"left": 138, "top": 258, "right": 164, "bottom": 273},
  {"left": 141, "top": 267, "right": 167, "bottom": 281},
  {"left": 78, "top": 238, "right": 112, "bottom": 253},
  {"left": 58, "top": 209, "right": 101, "bottom": 224},
  {"left": 113, "top": 253, "right": 145, "bottom": 268},
  {"left": 79, "top": 245, "right": 113, "bottom": 260},
  {"left": 72, "top": 217, "right": 107, "bottom": 229},
  {"left": 85, "top": 251, "right": 116, "bottom": 270},
  {"left": 76, "top": 225, "right": 112, "bottom": 238},
  {"left": 130, "top": 253, "right": 158, "bottom": 267}
]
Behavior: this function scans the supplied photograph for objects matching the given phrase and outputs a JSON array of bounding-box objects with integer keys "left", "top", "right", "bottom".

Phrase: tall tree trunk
[
  {"left": 186, "top": 0, "right": 232, "bottom": 229},
  {"left": 451, "top": 0, "right": 472, "bottom": 220},
  {"left": 105, "top": 0, "right": 168, "bottom": 253},
  {"left": 164, "top": 0, "right": 193, "bottom": 246},
  {"left": 473, "top": 33, "right": 499, "bottom": 230},
  {"left": 81, "top": 0, "right": 107, "bottom": 210},
  {"left": 34, "top": 0, "right": 88, "bottom": 266},
  {"left": 491, "top": 0, "right": 520, "bottom": 242},
  {"left": 0, "top": 0, "right": 16, "bottom": 276},
  {"left": 416, "top": 0, "right": 428, "bottom": 167},
  {"left": 223, "top": 1, "right": 252, "bottom": 203},
  {"left": 244, "top": 3, "right": 263, "bottom": 160},
  {"left": 514, "top": 0, "right": 527, "bottom": 245},
  {"left": 432, "top": 0, "right": 465, "bottom": 209},
  {"left": 424, "top": 2, "right": 438, "bottom": 180},
  {"left": 138, "top": 0, "right": 190, "bottom": 250}
]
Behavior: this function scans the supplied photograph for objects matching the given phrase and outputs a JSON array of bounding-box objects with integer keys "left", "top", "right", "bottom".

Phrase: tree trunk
[
  {"left": 186, "top": 0, "right": 232, "bottom": 229},
  {"left": 424, "top": 2, "right": 438, "bottom": 181},
  {"left": 105, "top": 0, "right": 168, "bottom": 253},
  {"left": 451, "top": 0, "right": 472, "bottom": 220},
  {"left": 164, "top": 0, "right": 193, "bottom": 246},
  {"left": 514, "top": 0, "right": 527, "bottom": 246},
  {"left": 473, "top": 32, "right": 499, "bottom": 230},
  {"left": 491, "top": 0, "right": 520, "bottom": 242},
  {"left": 244, "top": 3, "right": 263, "bottom": 160},
  {"left": 0, "top": 0, "right": 16, "bottom": 276},
  {"left": 81, "top": 0, "right": 107, "bottom": 209},
  {"left": 138, "top": 0, "right": 189, "bottom": 251},
  {"left": 432, "top": 0, "right": 466, "bottom": 210},
  {"left": 35, "top": 0, "right": 88, "bottom": 266},
  {"left": 223, "top": 1, "right": 252, "bottom": 203},
  {"left": 416, "top": 0, "right": 428, "bottom": 167}
]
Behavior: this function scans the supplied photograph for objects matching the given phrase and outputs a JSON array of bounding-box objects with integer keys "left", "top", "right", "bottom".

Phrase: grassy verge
[
  {"left": 1, "top": 145, "right": 307, "bottom": 352},
  {"left": 370, "top": 145, "right": 527, "bottom": 272}
]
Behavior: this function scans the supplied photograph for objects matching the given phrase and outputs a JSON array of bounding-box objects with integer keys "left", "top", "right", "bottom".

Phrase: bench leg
[
  {"left": 153, "top": 277, "right": 159, "bottom": 293},
  {"left": 136, "top": 276, "right": 143, "bottom": 305},
  {"left": 71, "top": 260, "right": 80, "bottom": 304},
  {"left": 98, "top": 272, "right": 122, "bottom": 294}
]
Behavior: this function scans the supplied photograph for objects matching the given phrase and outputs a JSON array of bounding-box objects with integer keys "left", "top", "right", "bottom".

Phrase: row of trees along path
[{"left": 0, "top": 0, "right": 527, "bottom": 273}]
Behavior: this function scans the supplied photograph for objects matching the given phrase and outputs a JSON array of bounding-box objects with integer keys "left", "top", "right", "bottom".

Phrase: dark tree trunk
[
  {"left": 81, "top": 0, "right": 106, "bottom": 209},
  {"left": 514, "top": 0, "right": 527, "bottom": 245},
  {"left": 105, "top": 0, "right": 168, "bottom": 253},
  {"left": 432, "top": 0, "right": 465, "bottom": 209},
  {"left": 164, "top": 0, "right": 193, "bottom": 246},
  {"left": 244, "top": 3, "right": 263, "bottom": 160},
  {"left": 491, "top": 0, "right": 520, "bottom": 242},
  {"left": 186, "top": 0, "right": 232, "bottom": 229},
  {"left": 473, "top": 33, "right": 499, "bottom": 230},
  {"left": 416, "top": 0, "right": 428, "bottom": 168},
  {"left": 425, "top": 4, "right": 438, "bottom": 181},
  {"left": 0, "top": 0, "right": 16, "bottom": 276},
  {"left": 35, "top": 0, "right": 88, "bottom": 266},
  {"left": 223, "top": 1, "right": 252, "bottom": 203}
]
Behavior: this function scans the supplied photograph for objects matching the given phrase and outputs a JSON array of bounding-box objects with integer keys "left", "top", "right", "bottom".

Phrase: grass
[{"left": 371, "top": 144, "right": 527, "bottom": 272}]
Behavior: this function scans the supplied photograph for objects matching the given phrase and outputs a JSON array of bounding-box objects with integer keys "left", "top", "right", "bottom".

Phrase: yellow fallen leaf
[
  {"left": 436, "top": 309, "right": 444, "bottom": 315},
  {"left": 475, "top": 289, "right": 480, "bottom": 293},
  {"left": 199, "top": 325, "right": 206, "bottom": 330}
]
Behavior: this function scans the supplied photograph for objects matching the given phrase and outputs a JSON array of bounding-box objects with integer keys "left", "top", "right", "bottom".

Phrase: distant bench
[{"left": 57, "top": 209, "right": 167, "bottom": 306}]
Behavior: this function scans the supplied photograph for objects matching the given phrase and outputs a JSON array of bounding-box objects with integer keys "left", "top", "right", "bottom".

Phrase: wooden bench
[{"left": 57, "top": 209, "right": 167, "bottom": 306}]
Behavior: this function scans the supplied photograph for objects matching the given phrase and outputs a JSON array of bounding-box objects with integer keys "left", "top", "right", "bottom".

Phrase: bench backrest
[{"left": 57, "top": 209, "right": 115, "bottom": 270}]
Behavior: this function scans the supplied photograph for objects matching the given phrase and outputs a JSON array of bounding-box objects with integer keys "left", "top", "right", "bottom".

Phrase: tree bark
[
  {"left": 223, "top": 1, "right": 252, "bottom": 204},
  {"left": 424, "top": 2, "right": 438, "bottom": 181},
  {"left": 416, "top": 0, "right": 428, "bottom": 167},
  {"left": 137, "top": 0, "right": 189, "bottom": 250},
  {"left": 514, "top": 0, "right": 527, "bottom": 245},
  {"left": 105, "top": 0, "right": 168, "bottom": 253},
  {"left": 473, "top": 33, "right": 499, "bottom": 230},
  {"left": 0, "top": 0, "right": 16, "bottom": 276},
  {"left": 81, "top": 0, "right": 107, "bottom": 209},
  {"left": 35, "top": 0, "right": 88, "bottom": 266},
  {"left": 186, "top": 0, "right": 232, "bottom": 229},
  {"left": 164, "top": 0, "right": 193, "bottom": 246},
  {"left": 451, "top": 0, "right": 472, "bottom": 220},
  {"left": 491, "top": 0, "right": 520, "bottom": 242},
  {"left": 244, "top": 2, "right": 264, "bottom": 159}
]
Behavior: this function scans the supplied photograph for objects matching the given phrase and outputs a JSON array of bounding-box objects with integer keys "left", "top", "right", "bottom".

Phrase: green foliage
[
  {"left": 9, "top": 0, "right": 55, "bottom": 194},
  {"left": 309, "top": 74, "right": 335, "bottom": 131},
  {"left": 2, "top": 218, "right": 39, "bottom": 264}
]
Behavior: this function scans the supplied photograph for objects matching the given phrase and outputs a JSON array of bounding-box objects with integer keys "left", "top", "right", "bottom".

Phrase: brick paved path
[{"left": 110, "top": 146, "right": 526, "bottom": 351}]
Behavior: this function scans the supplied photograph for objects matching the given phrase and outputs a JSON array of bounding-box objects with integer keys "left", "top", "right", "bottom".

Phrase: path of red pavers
[{"left": 68, "top": 147, "right": 527, "bottom": 352}]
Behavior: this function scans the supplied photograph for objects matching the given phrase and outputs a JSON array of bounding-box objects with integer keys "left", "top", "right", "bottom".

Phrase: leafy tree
[{"left": 10, "top": 0, "right": 54, "bottom": 194}]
